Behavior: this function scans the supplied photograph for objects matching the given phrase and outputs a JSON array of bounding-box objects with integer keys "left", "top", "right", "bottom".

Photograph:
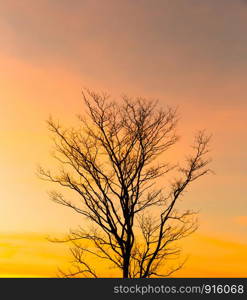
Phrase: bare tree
[{"left": 38, "top": 89, "right": 211, "bottom": 278}]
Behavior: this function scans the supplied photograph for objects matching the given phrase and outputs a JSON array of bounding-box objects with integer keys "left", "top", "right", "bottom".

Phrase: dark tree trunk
[{"left": 123, "top": 253, "right": 130, "bottom": 278}]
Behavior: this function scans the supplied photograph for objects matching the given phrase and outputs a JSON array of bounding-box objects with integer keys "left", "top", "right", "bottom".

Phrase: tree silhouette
[{"left": 38, "top": 89, "right": 211, "bottom": 278}]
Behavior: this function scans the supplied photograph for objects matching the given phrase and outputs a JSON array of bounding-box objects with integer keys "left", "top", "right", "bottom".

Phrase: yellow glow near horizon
[{"left": 0, "top": 233, "right": 247, "bottom": 278}]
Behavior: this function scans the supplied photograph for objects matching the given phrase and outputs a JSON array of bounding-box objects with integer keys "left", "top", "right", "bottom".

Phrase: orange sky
[{"left": 0, "top": 0, "right": 247, "bottom": 277}]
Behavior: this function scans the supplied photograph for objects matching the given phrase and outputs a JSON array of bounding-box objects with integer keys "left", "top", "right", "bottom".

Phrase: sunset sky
[{"left": 0, "top": 0, "right": 247, "bottom": 277}]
